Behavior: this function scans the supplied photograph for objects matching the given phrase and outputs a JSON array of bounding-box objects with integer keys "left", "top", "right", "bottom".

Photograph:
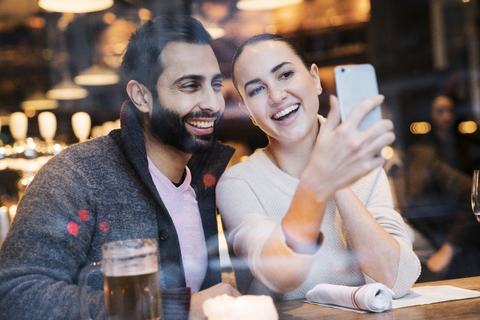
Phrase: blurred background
[{"left": 0, "top": 0, "right": 480, "bottom": 280}]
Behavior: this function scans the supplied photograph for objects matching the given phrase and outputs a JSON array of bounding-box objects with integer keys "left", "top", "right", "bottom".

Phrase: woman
[{"left": 216, "top": 34, "right": 420, "bottom": 300}]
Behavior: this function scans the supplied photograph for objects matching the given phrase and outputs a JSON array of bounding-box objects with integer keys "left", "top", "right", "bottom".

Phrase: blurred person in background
[
  {"left": 216, "top": 34, "right": 420, "bottom": 301},
  {"left": 404, "top": 94, "right": 480, "bottom": 281},
  {"left": 423, "top": 95, "right": 471, "bottom": 173},
  {"left": 0, "top": 15, "right": 239, "bottom": 320}
]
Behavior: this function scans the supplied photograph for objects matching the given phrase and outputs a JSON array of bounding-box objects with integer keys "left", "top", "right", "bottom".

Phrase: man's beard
[{"left": 147, "top": 97, "right": 223, "bottom": 154}]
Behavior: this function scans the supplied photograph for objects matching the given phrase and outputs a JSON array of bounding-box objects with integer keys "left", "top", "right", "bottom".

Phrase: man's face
[{"left": 147, "top": 41, "right": 225, "bottom": 154}]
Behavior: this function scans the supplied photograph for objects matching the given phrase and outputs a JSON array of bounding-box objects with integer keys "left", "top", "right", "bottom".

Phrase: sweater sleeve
[
  {"left": 363, "top": 169, "right": 421, "bottom": 298},
  {"left": 0, "top": 156, "right": 105, "bottom": 320},
  {"left": 216, "top": 176, "right": 317, "bottom": 293}
]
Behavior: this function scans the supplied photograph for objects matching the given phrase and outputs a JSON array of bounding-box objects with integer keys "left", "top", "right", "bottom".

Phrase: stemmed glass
[{"left": 472, "top": 170, "right": 480, "bottom": 222}]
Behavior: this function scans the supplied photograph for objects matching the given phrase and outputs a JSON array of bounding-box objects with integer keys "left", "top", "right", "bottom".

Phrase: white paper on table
[{"left": 392, "top": 285, "right": 480, "bottom": 309}]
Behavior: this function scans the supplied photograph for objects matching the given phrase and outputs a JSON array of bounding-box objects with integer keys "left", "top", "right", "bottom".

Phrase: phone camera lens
[{"left": 341, "top": 68, "right": 345, "bottom": 72}]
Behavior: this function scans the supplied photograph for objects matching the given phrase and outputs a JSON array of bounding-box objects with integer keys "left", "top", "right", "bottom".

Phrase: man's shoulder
[
  {"left": 45, "top": 135, "right": 122, "bottom": 171},
  {"left": 210, "top": 141, "right": 236, "bottom": 161},
  {"left": 60, "top": 135, "right": 117, "bottom": 158}
]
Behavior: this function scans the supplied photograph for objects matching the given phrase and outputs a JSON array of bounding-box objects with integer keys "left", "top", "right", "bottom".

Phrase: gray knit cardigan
[{"left": 0, "top": 101, "right": 234, "bottom": 320}]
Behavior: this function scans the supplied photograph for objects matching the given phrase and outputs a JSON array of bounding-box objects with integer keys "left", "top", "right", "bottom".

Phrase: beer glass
[{"left": 79, "top": 238, "right": 162, "bottom": 320}]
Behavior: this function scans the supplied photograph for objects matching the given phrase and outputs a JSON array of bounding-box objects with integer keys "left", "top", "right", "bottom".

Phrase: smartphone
[{"left": 334, "top": 64, "right": 382, "bottom": 132}]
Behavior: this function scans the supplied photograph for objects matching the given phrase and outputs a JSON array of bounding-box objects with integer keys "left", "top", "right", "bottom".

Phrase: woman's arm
[
  {"left": 334, "top": 187, "right": 400, "bottom": 288},
  {"left": 334, "top": 169, "right": 420, "bottom": 297},
  {"left": 216, "top": 175, "right": 318, "bottom": 293}
]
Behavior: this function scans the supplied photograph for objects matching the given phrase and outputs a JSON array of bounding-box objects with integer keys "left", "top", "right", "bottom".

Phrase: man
[{"left": 0, "top": 16, "right": 239, "bottom": 320}]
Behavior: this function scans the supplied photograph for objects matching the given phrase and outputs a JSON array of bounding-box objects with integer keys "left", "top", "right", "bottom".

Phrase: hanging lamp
[
  {"left": 236, "top": 0, "right": 303, "bottom": 11},
  {"left": 46, "top": 78, "right": 88, "bottom": 100},
  {"left": 21, "top": 91, "right": 59, "bottom": 111},
  {"left": 74, "top": 63, "right": 120, "bottom": 86},
  {"left": 38, "top": 0, "right": 114, "bottom": 13}
]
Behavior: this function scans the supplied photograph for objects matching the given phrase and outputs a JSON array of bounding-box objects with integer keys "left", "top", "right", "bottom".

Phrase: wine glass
[{"left": 472, "top": 170, "right": 480, "bottom": 222}]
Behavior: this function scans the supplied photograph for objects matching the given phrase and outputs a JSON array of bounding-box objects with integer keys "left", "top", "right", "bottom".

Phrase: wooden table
[{"left": 275, "top": 276, "right": 480, "bottom": 319}]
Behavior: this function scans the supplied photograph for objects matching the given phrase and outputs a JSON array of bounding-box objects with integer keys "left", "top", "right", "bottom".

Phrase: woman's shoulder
[
  {"left": 219, "top": 149, "right": 300, "bottom": 196},
  {"left": 221, "top": 149, "right": 269, "bottom": 178}
]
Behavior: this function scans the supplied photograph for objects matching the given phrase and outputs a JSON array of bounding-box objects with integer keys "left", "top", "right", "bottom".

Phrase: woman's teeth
[
  {"left": 272, "top": 104, "right": 300, "bottom": 120},
  {"left": 187, "top": 120, "right": 214, "bottom": 128}
]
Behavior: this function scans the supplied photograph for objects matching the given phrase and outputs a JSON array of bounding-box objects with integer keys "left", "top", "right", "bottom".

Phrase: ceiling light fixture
[
  {"left": 191, "top": 12, "right": 226, "bottom": 40},
  {"left": 236, "top": 0, "right": 303, "bottom": 11},
  {"left": 74, "top": 64, "right": 120, "bottom": 86},
  {"left": 206, "top": 26, "right": 226, "bottom": 39},
  {"left": 46, "top": 79, "right": 88, "bottom": 100},
  {"left": 72, "top": 112, "right": 91, "bottom": 142},
  {"left": 21, "top": 91, "right": 59, "bottom": 111},
  {"left": 38, "top": 0, "right": 114, "bottom": 13}
]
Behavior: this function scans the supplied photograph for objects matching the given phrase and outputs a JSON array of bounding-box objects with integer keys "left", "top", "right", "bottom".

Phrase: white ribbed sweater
[{"left": 216, "top": 150, "right": 421, "bottom": 300}]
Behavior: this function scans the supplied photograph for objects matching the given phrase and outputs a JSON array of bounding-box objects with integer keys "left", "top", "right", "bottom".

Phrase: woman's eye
[
  {"left": 248, "top": 86, "right": 264, "bottom": 97},
  {"left": 212, "top": 81, "right": 224, "bottom": 92},
  {"left": 280, "top": 70, "right": 294, "bottom": 80}
]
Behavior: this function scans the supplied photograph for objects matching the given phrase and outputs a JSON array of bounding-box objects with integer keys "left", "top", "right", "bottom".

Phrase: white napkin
[{"left": 306, "top": 283, "right": 394, "bottom": 312}]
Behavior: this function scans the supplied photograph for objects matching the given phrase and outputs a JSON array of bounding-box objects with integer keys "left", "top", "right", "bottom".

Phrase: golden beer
[
  {"left": 79, "top": 239, "right": 163, "bottom": 320},
  {"left": 104, "top": 271, "right": 162, "bottom": 320}
]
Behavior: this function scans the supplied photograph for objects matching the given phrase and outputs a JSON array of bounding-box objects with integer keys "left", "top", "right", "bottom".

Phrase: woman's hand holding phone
[{"left": 301, "top": 94, "right": 395, "bottom": 201}]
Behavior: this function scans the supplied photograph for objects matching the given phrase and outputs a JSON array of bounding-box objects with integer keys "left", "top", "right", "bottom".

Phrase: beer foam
[
  {"left": 103, "top": 253, "right": 158, "bottom": 277},
  {"left": 102, "top": 239, "right": 159, "bottom": 277}
]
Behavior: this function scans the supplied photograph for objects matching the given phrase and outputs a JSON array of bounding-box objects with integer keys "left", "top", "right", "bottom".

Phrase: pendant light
[
  {"left": 9, "top": 112, "right": 28, "bottom": 143},
  {"left": 21, "top": 91, "right": 59, "bottom": 111},
  {"left": 46, "top": 78, "right": 88, "bottom": 100},
  {"left": 206, "top": 25, "right": 226, "bottom": 39},
  {"left": 73, "top": 63, "right": 119, "bottom": 86},
  {"left": 38, "top": 0, "right": 114, "bottom": 13},
  {"left": 38, "top": 112, "right": 57, "bottom": 143},
  {"left": 237, "top": 0, "right": 303, "bottom": 11},
  {"left": 72, "top": 112, "right": 91, "bottom": 142}
]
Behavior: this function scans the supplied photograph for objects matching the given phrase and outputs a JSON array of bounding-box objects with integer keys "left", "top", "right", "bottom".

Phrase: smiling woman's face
[{"left": 233, "top": 40, "right": 322, "bottom": 144}]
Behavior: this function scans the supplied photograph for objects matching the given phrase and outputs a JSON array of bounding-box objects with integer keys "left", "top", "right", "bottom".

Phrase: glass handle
[{"left": 78, "top": 262, "right": 101, "bottom": 320}]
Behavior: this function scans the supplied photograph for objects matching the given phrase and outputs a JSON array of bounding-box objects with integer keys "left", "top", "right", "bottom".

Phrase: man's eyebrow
[
  {"left": 172, "top": 74, "right": 205, "bottom": 85},
  {"left": 244, "top": 62, "right": 292, "bottom": 91},
  {"left": 173, "top": 73, "right": 224, "bottom": 85}
]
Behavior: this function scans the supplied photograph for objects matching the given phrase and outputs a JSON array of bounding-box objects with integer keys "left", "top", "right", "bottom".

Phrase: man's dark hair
[
  {"left": 231, "top": 33, "right": 310, "bottom": 103},
  {"left": 122, "top": 15, "right": 212, "bottom": 93}
]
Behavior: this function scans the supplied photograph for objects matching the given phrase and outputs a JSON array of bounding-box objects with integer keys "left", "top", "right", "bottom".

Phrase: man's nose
[{"left": 199, "top": 87, "right": 223, "bottom": 113}]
